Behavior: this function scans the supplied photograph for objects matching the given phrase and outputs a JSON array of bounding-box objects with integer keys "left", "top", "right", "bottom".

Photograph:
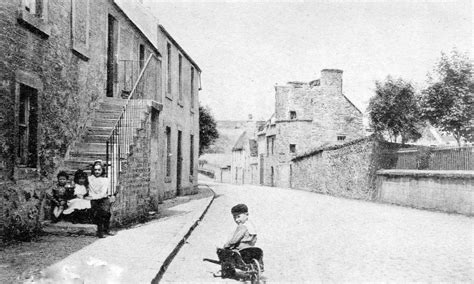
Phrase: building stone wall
[
  {"left": 156, "top": 25, "right": 200, "bottom": 199},
  {"left": 262, "top": 69, "right": 365, "bottom": 188},
  {"left": 291, "top": 137, "right": 404, "bottom": 200},
  {"left": 0, "top": 0, "right": 200, "bottom": 241}
]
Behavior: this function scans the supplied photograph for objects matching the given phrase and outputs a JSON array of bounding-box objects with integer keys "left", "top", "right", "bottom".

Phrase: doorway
[
  {"left": 176, "top": 130, "right": 182, "bottom": 195},
  {"left": 270, "top": 166, "right": 274, "bottom": 187},
  {"left": 106, "top": 14, "right": 118, "bottom": 97}
]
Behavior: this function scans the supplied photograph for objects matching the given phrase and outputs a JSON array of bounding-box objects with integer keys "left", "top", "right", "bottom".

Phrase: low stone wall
[
  {"left": 291, "top": 137, "right": 403, "bottom": 200},
  {"left": 1, "top": 180, "right": 51, "bottom": 241},
  {"left": 376, "top": 170, "right": 473, "bottom": 216}
]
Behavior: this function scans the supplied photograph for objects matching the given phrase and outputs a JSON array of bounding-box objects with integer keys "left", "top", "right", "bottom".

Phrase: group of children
[{"left": 49, "top": 161, "right": 114, "bottom": 238}]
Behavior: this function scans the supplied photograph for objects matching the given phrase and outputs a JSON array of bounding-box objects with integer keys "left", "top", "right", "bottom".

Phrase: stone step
[
  {"left": 94, "top": 111, "right": 123, "bottom": 120},
  {"left": 69, "top": 151, "right": 107, "bottom": 160},
  {"left": 42, "top": 221, "right": 97, "bottom": 236},
  {"left": 64, "top": 159, "right": 95, "bottom": 170},
  {"left": 84, "top": 135, "right": 110, "bottom": 143},
  {"left": 91, "top": 119, "right": 119, "bottom": 127},
  {"left": 73, "top": 142, "right": 106, "bottom": 153},
  {"left": 87, "top": 127, "right": 114, "bottom": 136}
]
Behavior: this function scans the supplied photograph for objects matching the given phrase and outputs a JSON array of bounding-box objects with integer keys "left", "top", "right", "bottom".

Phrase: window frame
[
  {"left": 17, "top": 0, "right": 51, "bottom": 37},
  {"left": 178, "top": 54, "right": 183, "bottom": 105},
  {"left": 14, "top": 71, "right": 43, "bottom": 175},
  {"left": 190, "top": 66, "right": 195, "bottom": 111},
  {"left": 289, "top": 144, "right": 296, "bottom": 153},
  {"left": 290, "top": 111, "right": 297, "bottom": 120},
  {"left": 166, "top": 43, "right": 172, "bottom": 98},
  {"left": 165, "top": 126, "right": 172, "bottom": 178}
]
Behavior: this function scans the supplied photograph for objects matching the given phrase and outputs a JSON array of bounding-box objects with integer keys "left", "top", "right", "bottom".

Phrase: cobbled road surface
[{"left": 161, "top": 180, "right": 473, "bottom": 283}]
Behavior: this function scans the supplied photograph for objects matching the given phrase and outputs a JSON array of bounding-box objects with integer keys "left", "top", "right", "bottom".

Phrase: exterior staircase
[{"left": 63, "top": 97, "right": 128, "bottom": 174}]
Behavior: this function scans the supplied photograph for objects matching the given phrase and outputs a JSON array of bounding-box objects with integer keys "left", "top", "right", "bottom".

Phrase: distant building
[
  {"left": 232, "top": 69, "right": 364, "bottom": 188},
  {"left": 230, "top": 132, "right": 259, "bottom": 185}
]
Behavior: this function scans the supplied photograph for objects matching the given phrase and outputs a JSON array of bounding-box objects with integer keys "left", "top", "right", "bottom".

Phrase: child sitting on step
[{"left": 49, "top": 171, "right": 75, "bottom": 222}]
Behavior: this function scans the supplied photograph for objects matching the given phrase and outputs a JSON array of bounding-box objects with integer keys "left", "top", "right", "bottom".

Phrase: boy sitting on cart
[
  {"left": 212, "top": 204, "right": 264, "bottom": 278},
  {"left": 224, "top": 204, "right": 257, "bottom": 250}
]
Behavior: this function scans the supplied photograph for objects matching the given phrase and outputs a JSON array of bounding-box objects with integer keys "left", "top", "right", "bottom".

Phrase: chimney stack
[{"left": 320, "top": 69, "right": 343, "bottom": 94}]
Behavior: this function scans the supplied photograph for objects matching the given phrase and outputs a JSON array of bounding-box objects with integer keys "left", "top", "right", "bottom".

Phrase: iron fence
[
  {"left": 105, "top": 54, "right": 160, "bottom": 195},
  {"left": 395, "top": 146, "right": 473, "bottom": 171}
]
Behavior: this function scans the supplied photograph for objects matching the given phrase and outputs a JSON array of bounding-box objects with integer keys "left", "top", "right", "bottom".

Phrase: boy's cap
[{"left": 231, "top": 204, "right": 248, "bottom": 215}]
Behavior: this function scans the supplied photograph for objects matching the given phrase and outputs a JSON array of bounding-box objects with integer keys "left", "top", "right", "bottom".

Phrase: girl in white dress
[{"left": 63, "top": 170, "right": 92, "bottom": 219}]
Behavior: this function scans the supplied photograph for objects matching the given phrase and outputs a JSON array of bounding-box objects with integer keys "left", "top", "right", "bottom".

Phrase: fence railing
[
  {"left": 395, "top": 146, "right": 473, "bottom": 171},
  {"left": 105, "top": 54, "right": 160, "bottom": 195}
]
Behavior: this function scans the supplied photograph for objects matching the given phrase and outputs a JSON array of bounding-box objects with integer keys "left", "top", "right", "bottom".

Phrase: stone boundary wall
[
  {"left": 291, "top": 137, "right": 404, "bottom": 200},
  {"left": 376, "top": 170, "right": 473, "bottom": 216}
]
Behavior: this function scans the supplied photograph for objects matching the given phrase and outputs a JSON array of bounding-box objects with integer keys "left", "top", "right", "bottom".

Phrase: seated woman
[{"left": 62, "top": 169, "right": 92, "bottom": 223}]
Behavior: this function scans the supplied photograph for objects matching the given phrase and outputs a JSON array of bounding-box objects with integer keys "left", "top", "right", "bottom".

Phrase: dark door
[
  {"left": 270, "top": 166, "right": 274, "bottom": 187},
  {"left": 106, "top": 15, "right": 117, "bottom": 97},
  {"left": 176, "top": 130, "right": 182, "bottom": 195},
  {"left": 259, "top": 154, "right": 264, "bottom": 185}
]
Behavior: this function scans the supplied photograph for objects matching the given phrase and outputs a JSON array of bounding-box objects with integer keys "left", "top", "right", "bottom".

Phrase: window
[
  {"left": 178, "top": 54, "right": 183, "bottom": 103},
  {"left": 290, "top": 111, "right": 297, "bottom": 120},
  {"left": 266, "top": 135, "right": 275, "bottom": 156},
  {"left": 190, "top": 67, "right": 195, "bottom": 109},
  {"left": 24, "top": 0, "right": 43, "bottom": 17},
  {"left": 139, "top": 44, "right": 145, "bottom": 70},
  {"left": 18, "top": 84, "right": 38, "bottom": 168},
  {"left": 167, "top": 43, "right": 172, "bottom": 95},
  {"left": 289, "top": 144, "right": 296, "bottom": 153},
  {"left": 190, "top": 134, "right": 194, "bottom": 175},
  {"left": 18, "top": 0, "right": 51, "bottom": 37},
  {"left": 337, "top": 135, "right": 346, "bottom": 141},
  {"left": 166, "top": 127, "right": 171, "bottom": 176}
]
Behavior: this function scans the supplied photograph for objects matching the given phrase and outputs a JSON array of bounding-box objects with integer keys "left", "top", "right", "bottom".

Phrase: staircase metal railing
[{"left": 105, "top": 54, "right": 160, "bottom": 195}]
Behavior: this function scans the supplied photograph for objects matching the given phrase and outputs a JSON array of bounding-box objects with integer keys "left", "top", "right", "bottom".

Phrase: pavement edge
[{"left": 151, "top": 184, "right": 216, "bottom": 283}]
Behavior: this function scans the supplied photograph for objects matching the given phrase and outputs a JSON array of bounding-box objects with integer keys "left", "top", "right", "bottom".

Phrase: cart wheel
[{"left": 251, "top": 258, "right": 261, "bottom": 282}]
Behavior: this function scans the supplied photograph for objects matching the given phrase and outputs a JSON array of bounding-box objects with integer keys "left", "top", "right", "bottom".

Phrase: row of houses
[
  {"left": 230, "top": 69, "right": 365, "bottom": 188},
  {"left": 1, "top": 0, "right": 201, "bottom": 240}
]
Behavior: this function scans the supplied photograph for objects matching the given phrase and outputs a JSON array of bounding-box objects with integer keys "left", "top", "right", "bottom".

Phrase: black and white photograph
[{"left": 0, "top": 0, "right": 472, "bottom": 283}]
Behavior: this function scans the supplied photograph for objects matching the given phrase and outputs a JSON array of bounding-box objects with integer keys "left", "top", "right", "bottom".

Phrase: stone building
[
  {"left": 0, "top": 0, "right": 200, "bottom": 240},
  {"left": 258, "top": 69, "right": 364, "bottom": 188}
]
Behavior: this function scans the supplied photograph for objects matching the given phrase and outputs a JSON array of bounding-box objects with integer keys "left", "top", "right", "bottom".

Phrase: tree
[
  {"left": 199, "top": 105, "right": 219, "bottom": 155},
  {"left": 368, "top": 77, "right": 424, "bottom": 144},
  {"left": 421, "top": 49, "right": 473, "bottom": 146}
]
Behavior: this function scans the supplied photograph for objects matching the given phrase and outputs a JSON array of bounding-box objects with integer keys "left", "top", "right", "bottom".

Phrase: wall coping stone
[{"left": 376, "top": 169, "right": 474, "bottom": 179}]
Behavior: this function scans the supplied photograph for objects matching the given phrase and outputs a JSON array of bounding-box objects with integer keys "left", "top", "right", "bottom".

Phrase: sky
[{"left": 141, "top": 0, "right": 472, "bottom": 121}]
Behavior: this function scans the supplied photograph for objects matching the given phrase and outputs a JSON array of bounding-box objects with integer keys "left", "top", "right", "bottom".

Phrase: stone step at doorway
[{"left": 42, "top": 221, "right": 97, "bottom": 236}]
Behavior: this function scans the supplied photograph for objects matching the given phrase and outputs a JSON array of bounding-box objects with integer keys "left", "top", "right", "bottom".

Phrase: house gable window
[
  {"left": 290, "top": 111, "right": 297, "bottom": 120},
  {"left": 289, "top": 144, "right": 296, "bottom": 153}
]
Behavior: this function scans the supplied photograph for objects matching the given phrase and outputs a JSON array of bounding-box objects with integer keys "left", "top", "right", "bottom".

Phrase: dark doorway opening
[
  {"left": 176, "top": 130, "right": 182, "bottom": 195},
  {"left": 106, "top": 14, "right": 118, "bottom": 97}
]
